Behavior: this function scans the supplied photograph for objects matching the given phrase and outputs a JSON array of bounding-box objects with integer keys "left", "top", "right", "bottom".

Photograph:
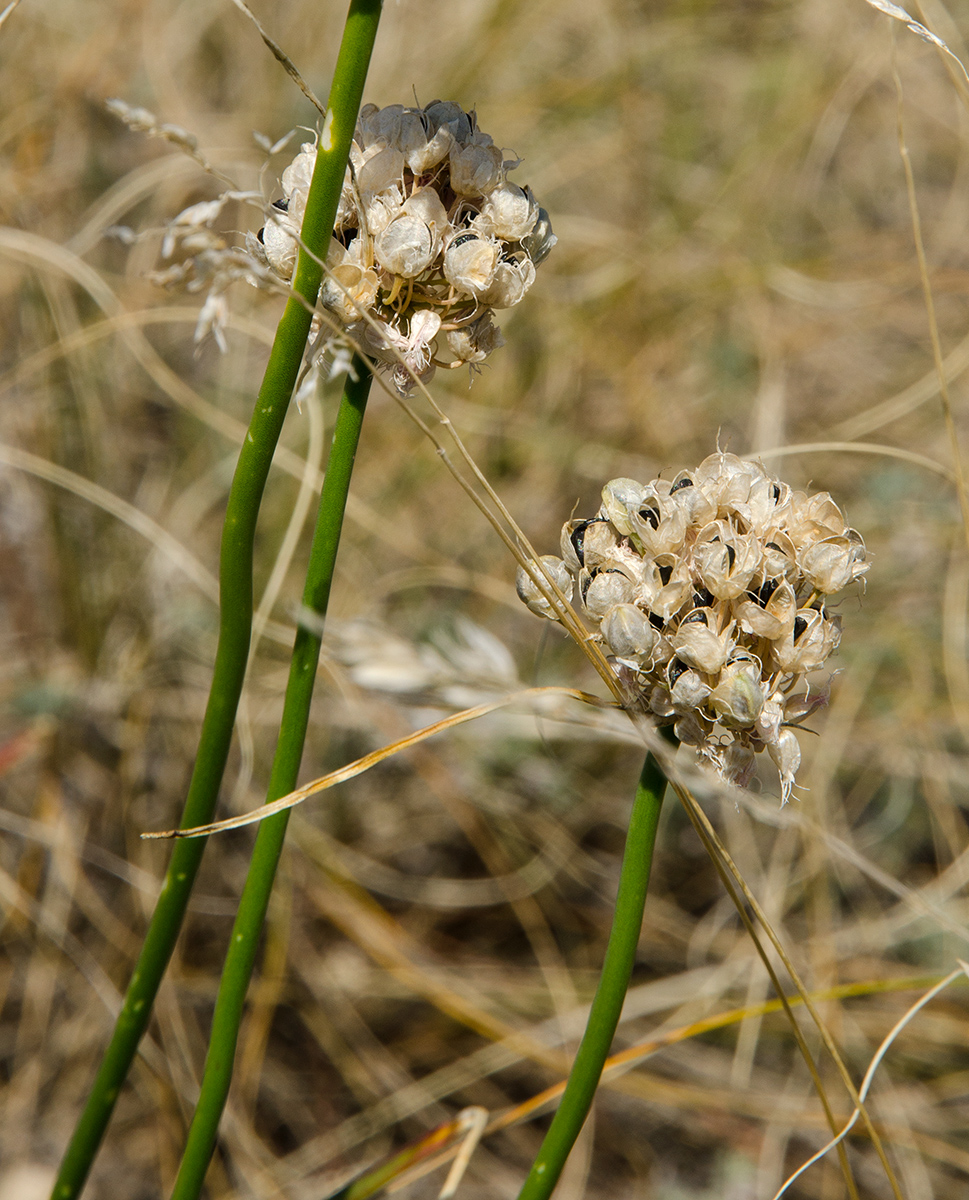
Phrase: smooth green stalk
[
  {"left": 516, "top": 738, "right": 673, "bottom": 1200},
  {"left": 52, "top": 6, "right": 383, "bottom": 1198},
  {"left": 170, "top": 361, "right": 372, "bottom": 1199}
]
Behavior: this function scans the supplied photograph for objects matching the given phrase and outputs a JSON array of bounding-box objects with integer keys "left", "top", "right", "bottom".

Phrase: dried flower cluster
[
  {"left": 250, "top": 100, "right": 556, "bottom": 393},
  {"left": 517, "top": 453, "right": 868, "bottom": 801}
]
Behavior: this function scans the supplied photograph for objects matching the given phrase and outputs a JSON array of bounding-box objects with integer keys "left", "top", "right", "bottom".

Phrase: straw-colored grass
[{"left": 2, "top": 1, "right": 969, "bottom": 1197}]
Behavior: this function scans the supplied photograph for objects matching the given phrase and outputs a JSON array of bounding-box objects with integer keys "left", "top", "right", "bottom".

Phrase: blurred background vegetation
[{"left": 2, "top": 0, "right": 969, "bottom": 1196}]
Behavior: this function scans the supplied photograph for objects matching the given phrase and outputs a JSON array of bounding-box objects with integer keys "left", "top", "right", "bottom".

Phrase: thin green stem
[
  {"left": 516, "top": 736, "right": 673, "bottom": 1200},
  {"left": 169, "top": 361, "right": 372, "bottom": 1199},
  {"left": 52, "top": 5, "right": 383, "bottom": 1198}
]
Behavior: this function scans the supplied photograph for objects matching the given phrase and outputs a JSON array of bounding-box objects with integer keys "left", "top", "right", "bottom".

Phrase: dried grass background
[{"left": 2, "top": 0, "right": 969, "bottom": 1197}]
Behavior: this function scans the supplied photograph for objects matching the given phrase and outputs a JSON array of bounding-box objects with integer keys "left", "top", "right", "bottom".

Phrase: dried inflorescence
[
  {"left": 516, "top": 453, "right": 869, "bottom": 801},
  {"left": 249, "top": 100, "right": 556, "bottom": 393}
]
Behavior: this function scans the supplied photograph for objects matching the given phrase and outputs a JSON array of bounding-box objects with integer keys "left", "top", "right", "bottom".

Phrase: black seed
[
  {"left": 668, "top": 659, "right": 688, "bottom": 685},
  {"left": 639, "top": 503, "right": 660, "bottom": 530},
  {"left": 569, "top": 518, "right": 597, "bottom": 567},
  {"left": 725, "top": 545, "right": 736, "bottom": 570},
  {"left": 771, "top": 484, "right": 781, "bottom": 501},
  {"left": 682, "top": 609, "right": 706, "bottom": 625},
  {"left": 693, "top": 587, "right": 714, "bottom": 607},
  {"left": 450, "top": 232, "right": 478, "bottom": 249},
  {"left": 766, "top": 541, "right": 784, "bottom": 553},
  {"left": 580, "top": 567, "right": 601, "bottom": 604},
  {"left": 272, "top": 198, "right": 289, "bottom": 212},
  {"left": 758, "top": 578, "right": 779, "bottom": 606},
  {"left": 658, "top": 565, "right": 673, "bottom": 585},
  {"left": 257, "top": 226, "right": 265, "bottom": 243},
  {"left": 670, "top": 477, "right": 693, "bottom": 492},
  {"left": 793, "top": 616, "right": 808, "bottom": 642},
  {"left": 648, "top": 612, "right": 665, "bottom": 630}
]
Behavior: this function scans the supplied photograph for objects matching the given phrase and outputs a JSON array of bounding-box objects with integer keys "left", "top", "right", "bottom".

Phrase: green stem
[
  {"left": 51, "top": 5, "right": 383, "bottom": 1198},
  {"left": 516, "top": 737, "right": 673, "bottom": 1200},
  {"left": 170, "top": 361, "right": 372, "bottom": 1200}
]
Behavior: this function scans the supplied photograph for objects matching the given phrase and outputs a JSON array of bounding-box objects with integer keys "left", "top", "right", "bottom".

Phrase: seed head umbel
[
  {"left": 517, "top": 453, "right": 869, "bottom": 802},
  {"left": 252, "top": 101, "right": 556, "bottom": 392}
]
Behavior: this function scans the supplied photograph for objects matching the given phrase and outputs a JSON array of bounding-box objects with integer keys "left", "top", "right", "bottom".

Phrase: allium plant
[
  {"left": 518, "top": 452, "right": 868, "bottom": 803},
  {"left": 512, "top": 456, "right": 869, "bottom": 1200},
  {"left": 251, "top": 100, "right": 556, "bottom": 392}
]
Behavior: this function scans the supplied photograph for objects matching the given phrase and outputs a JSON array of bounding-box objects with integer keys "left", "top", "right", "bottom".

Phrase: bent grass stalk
[
  {"left": 515, "top": 738, "right": 672, "bottom": 1200},
  {"left": 51, "top": 4, "right": 383, "bottom": 1197},
  {"left": 170, "top": 360, "right": 373, "bottom": 1199}
]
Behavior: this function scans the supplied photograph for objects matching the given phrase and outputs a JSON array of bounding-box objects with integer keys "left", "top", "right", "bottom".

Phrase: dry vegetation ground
[{"left": 2, "top": 0, "right": 969, "bottom": 1197}]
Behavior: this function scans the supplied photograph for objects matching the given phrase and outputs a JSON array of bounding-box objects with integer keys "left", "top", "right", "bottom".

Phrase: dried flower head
[
  {"left": 252, "top": 101, "right": 556, "bottom": 392},
  {"left": 517, "top": 453, "right": 869, "bottom": 802}
]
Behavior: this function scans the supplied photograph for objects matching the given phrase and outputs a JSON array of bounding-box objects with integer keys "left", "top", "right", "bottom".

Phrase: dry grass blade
[
  {"left": 227, "top": 0, "right": 326, "bottom": 117},
  {"left": 771, "top": 965, "right": 967, "bottom": 1198},
  {"left": 890, "top": 32, "right": 969, "bottom": 557},
  {"left": 141, "top": 687, "right": 612, "bottom": 839}
]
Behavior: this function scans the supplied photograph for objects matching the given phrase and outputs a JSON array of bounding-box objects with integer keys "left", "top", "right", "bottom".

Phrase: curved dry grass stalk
[
  {"left": 771, "top": 964, "right": 968, "bottom": 1198},
  {"left": 141, "top": 686, "right": 614, "bottom": 840}
]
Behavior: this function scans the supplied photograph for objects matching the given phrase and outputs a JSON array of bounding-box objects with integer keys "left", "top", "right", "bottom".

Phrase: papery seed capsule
[
  {"left": 584, "top": 567, "right": 636, "bottom": 620},
  {"left": 281, "top": 143, "right": 316, "bottom": 203},
  {"left": 650, "top": 560, "right": 691, "bottom": 622},
  {"left": 449, "top": 142, "right": 504, "bottom": 195},
  {"left": 768, "top": 729, "right": 802, "bottom": 805},
  {"left": 799, "top": 537, "right": 862, "bottom": 594},
  {"left": 515, "top": 556, "right": 572, "bottom": 619},
  {"left": 708, "top": 659, "right": 765, "bottom": 728},
  {"left": 475, "top": 182, "right": 539, "bottom": 241},
  {"left": 357, "top": 145, "right": 404, "bottom": 196},
  {"left": 261, "top": 217, "right": 298, "bottom": 279},
  {"left": 671, "top": 615, "right": 735, "bottom": 674},
  {"left": 424, "top": 100, "right": 472, "bottom": 144},
  {"left": 674, "top": 712, "right": 709, "bottom": 746},
  {"left": 773, "top": 610, "right": 842, "bottom": 673},
  {"left": 693, "top": 528, "right": 761, "bottom": 600},
  {"left": 600, "top": 478, "right": 646, "bottom": 536},
  {"left": 445, "top": 314, "right": 504, "bottom": 364},
  {"left": 479, "top": 257, "right": 537, "bottom": 309},
  {"left": 321, "top": 263, "right": 380, "bottom": 321},
  {"left": 443, "top": 232, "right": 500, "bottom": 296},
  {"left": 402, "top": 188, "right": 449, "bottom": 249},
  {"left": 721, "top": 742, "right": 756, "bottom": 788},
  {"left": 601, "top": 603, "right": 658, "bottom": 661},
  {"left": 522, "top": 207, "right": 557, "bottom": 264},
  {"left": 670, "top": 667, "right": 712, "bottom": 714},
  {"left": 631, "top": 496, "right": 688, "bottom": 557},
  {"left": 374, "top": 215, "right": 435, "bottom": 277},
  {"left": 734, "top": 579, "right": 796, "bottom": 639},
  {"left": 359, "top": 103, "right": 404, "bottom": 148},
  {"left": 560, "top": 518, "right": 592, "bottom": 572}
]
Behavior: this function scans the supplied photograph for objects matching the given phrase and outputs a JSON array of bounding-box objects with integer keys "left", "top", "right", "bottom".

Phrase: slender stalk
[
  {"left": 516, "top": 737, "right": 673, "bottom": 1200},
  {"left": 51, "top": 6, "right": 383, "bottom": 1198},
  {"left": 170, "top": 361, "right": 372, "bottom": 1199}
]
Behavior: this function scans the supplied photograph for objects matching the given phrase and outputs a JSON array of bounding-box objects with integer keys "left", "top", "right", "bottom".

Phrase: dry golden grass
[{"left": 2, "top": 0, "right": 969, "bottom": 1197}]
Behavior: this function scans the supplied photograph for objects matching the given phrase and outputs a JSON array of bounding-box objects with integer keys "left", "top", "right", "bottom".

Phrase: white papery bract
[
  {"left": 254, "top": 101, "right": 556, "bottom": 393},
  {"left": 518, "top": 453, "right": 869, "bottom": 803}
]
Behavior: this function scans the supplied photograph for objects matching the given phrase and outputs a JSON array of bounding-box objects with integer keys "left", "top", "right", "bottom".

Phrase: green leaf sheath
[
  {"left": 169, "top": 362, "right": 372, "bottom": 1199},
  {"left": 52, "top": 4, "right": 383, "bottom": 1198},
  {"left": 516, "top": 743, "right": 671, "bottom": 1200}
]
